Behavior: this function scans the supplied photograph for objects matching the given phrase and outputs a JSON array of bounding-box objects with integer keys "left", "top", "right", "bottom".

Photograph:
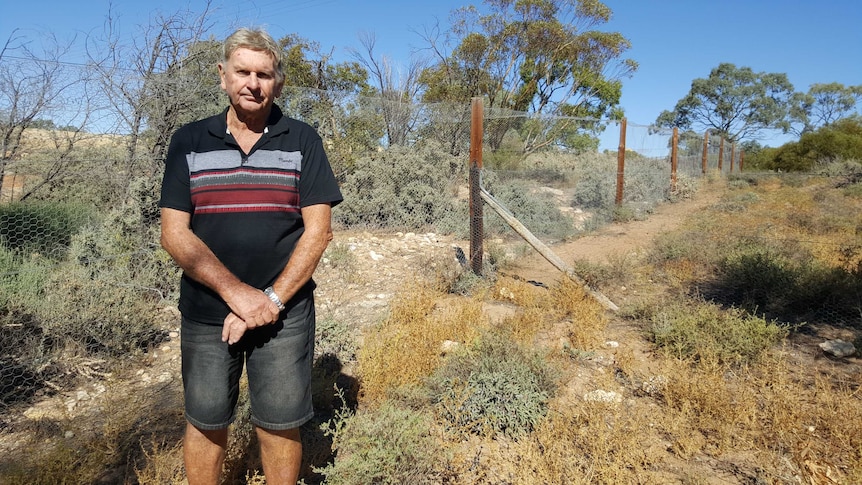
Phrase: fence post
[
  {"left": 701, "top": 131, "right": 709, "bottom": 174},
  {"left": 740, "top": 151, "right": 745, "bottom": 171},
  {"left": 469, "top": 97, "right": 484, "bottom": 276},
  {"left": 671, "top": 127, "right": 679, "bottom": 191},
  {"left": 718, "top": 137, "right": 725, "bottom": 172},
  {"left": 615, "top": 118, "right": 626, "bottom": 206}
]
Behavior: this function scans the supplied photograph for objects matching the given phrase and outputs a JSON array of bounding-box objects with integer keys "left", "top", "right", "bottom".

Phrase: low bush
[
  {"left": 0, "top": 202, "right": 93, "bottom": 257},
  {"left": 316, "top": 401, "right": 447, "bottom": 485},
  {"left": 428, "top": 330, "right": 556, "bottom": 439},
  {"left": 646, "top": 299, "right": 787, "bottom": 367},
  {"left": 333, "top": 142, "right": 467, "bottom": 233}
]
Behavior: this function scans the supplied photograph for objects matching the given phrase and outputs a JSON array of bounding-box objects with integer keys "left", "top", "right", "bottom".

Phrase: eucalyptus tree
[
  {"left": 788, "top": 82, "right": 862, "bottom": 135},
  {"left": 655, "top": 63, "right": 794, "bottom": 143},
  {"left": 418, "top": 0, "right": 636, "bottom": 154},
  {"left": 277, "top": 34, "right": 381, "bottom": 174}
]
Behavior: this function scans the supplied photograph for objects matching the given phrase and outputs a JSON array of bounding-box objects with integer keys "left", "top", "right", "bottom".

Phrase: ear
[{"left": 217, "top": 62, "right": 227, "bottom": 91}]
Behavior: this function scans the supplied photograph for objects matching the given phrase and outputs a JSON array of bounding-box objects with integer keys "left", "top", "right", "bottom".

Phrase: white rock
[
  {"left": 440, "top": 340, "right": 460, "bottom": 355},
  {"left": 369, "top": 250, "right": 384, "bottom": 261},
  {"left": 641, "top": 375, "right": 668, "bottom": 395},
  {"left": 818, "top": 339, "right": 856, "bottom": 358},
  {"left": 584, "top": 389, "right": 623, "bottom": 403},
  {"left": 604, "top": 340, "right": 620, "bottom": 348}
]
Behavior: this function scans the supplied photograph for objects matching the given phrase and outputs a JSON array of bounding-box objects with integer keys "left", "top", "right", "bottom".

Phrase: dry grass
[
  {"left": 357, "top": 283, "right": 486, "bottom": 404},
  {"left": 340, "top": 173, "right": 862, "bottom": 484},
  {"left": 5, "top": 172, "right": 861, "bottom": 484}
]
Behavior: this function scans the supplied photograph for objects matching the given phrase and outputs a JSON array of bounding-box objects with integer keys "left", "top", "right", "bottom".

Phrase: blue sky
[{"left": 3, "top": 0, "right": 860, "bottom": 148}]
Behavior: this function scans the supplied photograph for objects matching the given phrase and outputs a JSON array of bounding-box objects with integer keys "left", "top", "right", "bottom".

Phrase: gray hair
[{"left": 223, "top": 28, "right": 284, "bottom": 83}]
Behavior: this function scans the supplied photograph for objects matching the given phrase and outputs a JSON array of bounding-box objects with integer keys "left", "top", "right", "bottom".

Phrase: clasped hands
[{"left": 222, "top": 284, "right": 282, "bottom": 345}]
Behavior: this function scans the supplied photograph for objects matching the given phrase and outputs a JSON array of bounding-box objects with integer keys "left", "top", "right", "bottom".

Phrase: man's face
[{"left": 218, "top": 47, "right": 284, "bottom": 117}]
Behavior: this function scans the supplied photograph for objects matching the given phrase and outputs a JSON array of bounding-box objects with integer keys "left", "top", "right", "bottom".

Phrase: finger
[
  {"left": 228, "top": 322, "right": 246, "bottom": 345},
  {"left": 222, "top": 313, "right": 244, "bottom": 343}
]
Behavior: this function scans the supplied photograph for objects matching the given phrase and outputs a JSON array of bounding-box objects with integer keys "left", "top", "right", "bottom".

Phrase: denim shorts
[{"left": 180, "top": 294, "right": 315, "bottom": 431}]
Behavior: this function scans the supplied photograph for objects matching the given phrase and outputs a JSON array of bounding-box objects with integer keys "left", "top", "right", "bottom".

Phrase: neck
[{"left": 226, "top": 106, "right": 271, "bottom": 134}]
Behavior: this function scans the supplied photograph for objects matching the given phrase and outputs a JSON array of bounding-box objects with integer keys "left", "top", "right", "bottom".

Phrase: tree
[
  {"left": 86, "top": 2, "right": 215, "bottom": 175},
  {"left": 788, "top": 82, "right": 862, "bottom": 135},
  {"left": 276, "top": 34, "right": 381, "bottom": 174},
  {"left": 350, "top": 32, "right": 429, "bottom": 147},
  {"left": 418, "top": 0, "right": 636, "bottom": 153},
  {"left": 0, "top": 30, "right": 88, "bottom": 199},
  {"left": 655, "top": 63, "right": 794, "bottom": 143}
]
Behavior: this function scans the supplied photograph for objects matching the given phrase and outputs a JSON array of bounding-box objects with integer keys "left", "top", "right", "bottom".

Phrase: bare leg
[
  {"left": 184, "top": 422, "right": 228, "bottom": 485},
  {"left": 256, "top": 426, "right": 302, "bottom": 484}
]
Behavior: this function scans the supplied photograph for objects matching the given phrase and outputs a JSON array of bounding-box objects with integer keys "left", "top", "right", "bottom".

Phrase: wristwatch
[{"left": 264, "top": 286, "right": 286, "bottom": 311}]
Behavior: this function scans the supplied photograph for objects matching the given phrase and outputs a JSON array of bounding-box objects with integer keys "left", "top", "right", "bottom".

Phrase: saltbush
[
  {"left": 316, "top": 401, "right": 447, "bottom": 485},
  {"left": 333, "top": 141, "right": 467, "bottom": 233},
  {"left": 428, "top": 330, "right": 556, "bottom": 439},
  {"left": 0, "top": 202, "right": 93, "bottom": 257},
  {"left": 762, "top": 118, "right": 862, "bottom": 172},
  {"left": 647, "top": 300, "right": 787, "bottom": 367},
  {"left": 481, "top": 171, "right": 574, "bottom": 241}
]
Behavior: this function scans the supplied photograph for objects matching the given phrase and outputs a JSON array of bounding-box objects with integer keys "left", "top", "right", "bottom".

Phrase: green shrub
[
  {"left": 333, "top": 141, "right": 467, "bottom": 233},
  {"left": 316, "top": 401, "right": 447, "bottom": 485},
  {"left": 647, "top": 300, "right": 787, "bottom": 367},
  {"left": 764, "top": 118, "right": 862, "bottom": 172},
  {"left": 428, "top": 330, "right": 556, "bottom": 439},
  {"left": 482, "top": 174, "right": 574, "bottom": 241},
  {"left": 705, "top": 239, "right": 861, "bottom": 324},
  {"left": 0, "top": 202, "right": 93, "bottom": 258}
]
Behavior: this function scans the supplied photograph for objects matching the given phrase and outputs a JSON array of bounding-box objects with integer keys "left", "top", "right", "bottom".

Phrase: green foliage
[
  {"left": 646, "top": 300, "right": 787, "bottom": 367},
  {"left": 482, "top": 171, "right": 574, "bottom": 241},
  {"left": 571, "top": 152, "right": 670, "bottom": 220},
  {"left": 316, "top": 401, "right": 447, "bottom": 485},
  {"left": 789, "top": 82, "right": 862, "bottom": 134},
  {"left": 333, "top": 142, "right": 467, "bottom": 233},
  {"left": 767, "top": 117, "right": 862, "bottom": 171},
  {"left": 0, "top": 202, "right": 93, "bottom": 258},
  {"left": 709, "top": 239, "right": 862, "bottom": 325},
  {"left": 420, "top": 0, "right": 635, "bottom": 150},
  {"left": 656, "top": 63, "right": 794, "bottom": 142},
  {"left": 428, "top": 330, "right": 556, "bottom": 439},
  {"left": 316, "top": 318, "right": 357, "bottom": 363},
  {"left": 0, "top": 245, "right": 51, "bottom": 312}
]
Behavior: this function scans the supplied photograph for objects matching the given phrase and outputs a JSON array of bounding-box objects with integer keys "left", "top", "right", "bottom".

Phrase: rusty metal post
[
  {"left": 469, "top": 97, "right": 484, "bottom": 276},
  {"left": 718, "top": 137, "right": 725, "bottom": 172},
  {"left": 701, "top": 131, "right": 709, "bottom": 174},
  {"left": 615, "top": 118, "right": 626, "bottom": 206},
  {"left": 671, "top": 127, "right": 679, "bottom": 191}
]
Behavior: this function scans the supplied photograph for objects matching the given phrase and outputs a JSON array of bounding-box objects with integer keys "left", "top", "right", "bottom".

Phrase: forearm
[
  {"left": 160, "top": 222, "right": 245, "bottom": 297},
  {"left": 270, "top": 204, "right": 333, "bottom": 303},
  {"left": 160, "top": 208, "right": 270, "bottom": 323}
]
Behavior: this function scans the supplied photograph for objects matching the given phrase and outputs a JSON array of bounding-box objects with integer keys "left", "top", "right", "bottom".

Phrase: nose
[{"left": 247, "top": 73, "right": 260, "bottom": 90}]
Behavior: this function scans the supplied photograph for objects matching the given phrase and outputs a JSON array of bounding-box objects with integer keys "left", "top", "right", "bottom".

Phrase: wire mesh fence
[{"left": 0, "top": 85, "right": 850, "bottom": 427}]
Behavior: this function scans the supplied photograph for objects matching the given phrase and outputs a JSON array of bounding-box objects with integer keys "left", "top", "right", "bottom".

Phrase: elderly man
[{"left": 159, "top": 27, "right": 342, "bottom": 484}]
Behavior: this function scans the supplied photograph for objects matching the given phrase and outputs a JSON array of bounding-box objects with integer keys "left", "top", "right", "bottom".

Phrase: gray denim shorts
[{"left": 180, "top": 294, "right": 315, "bottom": 431}]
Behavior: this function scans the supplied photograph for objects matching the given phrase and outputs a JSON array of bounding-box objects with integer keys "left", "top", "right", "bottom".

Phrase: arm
[
  {"left": 220, "top": 203, "right": 333, "bottom": 344},
  {"left": 271, "top": 203, "right": 334, "bottom": 303},
  {"left": 160, "top": 207, "right": 279, "bottom": 334}
]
